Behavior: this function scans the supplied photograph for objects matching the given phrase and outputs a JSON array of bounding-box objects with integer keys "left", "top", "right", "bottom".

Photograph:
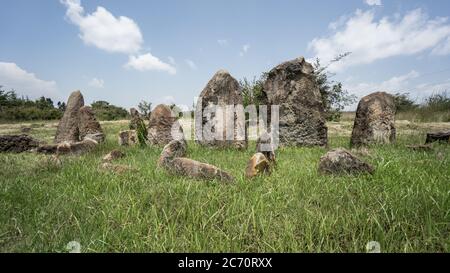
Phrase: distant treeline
[
  {"left": 394, "top": 91, "right": 450, "bottom": 122},
  {"left": 0, "top": 87, "right": 128, "bottom": 121}
]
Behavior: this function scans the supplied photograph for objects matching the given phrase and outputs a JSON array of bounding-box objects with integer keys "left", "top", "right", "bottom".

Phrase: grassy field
[{"left": 0, "top": 119, "right": 449, "bottom": 253}]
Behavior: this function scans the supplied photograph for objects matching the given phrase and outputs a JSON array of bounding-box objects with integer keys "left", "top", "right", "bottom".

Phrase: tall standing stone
[
  {"left": 129, "top": 108, "right": 143, "bottom": 130},
  {"left": 79, "top": 106, "right": 104, "bottom": 142},
  {"left": 195, "top": 70, "right": 246, "bottom": 149},
  {"left": 55, "top": 91, "right": 84, "bottom": 143},
  {"left": 350, "top": 92, "right": 396, "bottom": 147},
  {"left": 262, "top": 57, "right": 327, "bottom": 147},
  {"left": 148, "top": 104, "right": 184, "bottom": 146}
]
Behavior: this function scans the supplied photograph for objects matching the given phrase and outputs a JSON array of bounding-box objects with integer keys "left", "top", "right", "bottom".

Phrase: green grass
[{"left": 0, "top": 120, "right": 449, "bottom": 253}]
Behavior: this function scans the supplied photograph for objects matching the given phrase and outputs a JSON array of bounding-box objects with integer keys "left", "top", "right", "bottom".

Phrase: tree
[
  {"left": 312, "top": 53, "right": 356, "bottom": 121},
  {"left": 393, "top": 93, "right": 417, "bottom": 111},
  {"left": 240, "top": 74, "right": 267, "bottom": 109},
  {"left": 91, "top": 100, "right": 128, "bottom": 121},
  {"left": 138, "top": 100, "right": 152, "bottom": 117},
  {"left": 57, "top": 101, "right": 66, "bottom": 112}
]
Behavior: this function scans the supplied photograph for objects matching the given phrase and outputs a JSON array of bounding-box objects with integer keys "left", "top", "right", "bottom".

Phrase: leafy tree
[
  {"left": 57, "top": 101, "right": 67, "bottom": 112},
  {"left": 240, "top": 74, "right": 267, "bottom": 109},
  {"left": 393, "top": 93, "right": 418, "bottom": 111},
  {"left": 91, "top": 100, "right": 128, "bottom": 121},
  {"left": 138, "top": 100, "right": 152, "bottom": 117},
  {"left": 312, "top": 53, "right": 356, "bottom": 121}
]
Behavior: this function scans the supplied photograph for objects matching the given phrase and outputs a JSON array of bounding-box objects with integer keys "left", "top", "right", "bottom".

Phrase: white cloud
[
  {"left": 432, "top": 37, "right": 450, "bottom": 55},
  {"left": 365, "top": 0, "right": 382, "bottom": 6},
  {"left": 185, "top": 59, "right": 197, "bottom": 70},
  {"left": 125, "top": 53, "right": 176, "bottom": 74},
  {"left": 308, "top": 9, "right": 450, "bottom": 72},
  {"left": 217, "top": 39, "right": 229, "bottom": 47},
  {"left": 61, "top": 0, "right": 143, "bottom": 54},
  {"left": 239, "top": 44, "right": 251, "bottom": 56},
  {"left": 88, "top": 77, "right": 104, "bottom": 88},
  {"left": 0, "top": 62, "right": 59, "bottom": 99}
]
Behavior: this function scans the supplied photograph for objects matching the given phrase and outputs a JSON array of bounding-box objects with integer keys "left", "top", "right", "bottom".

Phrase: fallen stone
[
  {"left": 245, "top": 153, "right": 270, "bottom": 178},
  {"left": 425, "top": 131, "right": 450, "bottom": 144},
  {"left": 351, "top": 92, "right": 396, "bottom": 147},
  {"left": 56, "top": 138, "right": 98, "bottom": 156},
  {"left": 0, "top": 134, "right": 39, "bottom": 153},
  {"left": 318, "top": 148, "right": 374, "bottom": 175},
  {"left": 36, "top": 144, "right": 58, "bottom": 154},
  {"left": 102, "top": 150, "right": 126, "bottom": 162},
  {"left": 158, "top": 140, "right": 187, "bottom": 167},
  {"left": 164, "top": 157, "right": 234, "bottom": 182}
]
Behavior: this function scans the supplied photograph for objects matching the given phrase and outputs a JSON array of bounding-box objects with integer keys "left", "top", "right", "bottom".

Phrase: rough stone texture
[
  {"left": 118, "top": 130, "right": 138, "bottom": 146},
  {"left": 0, "top": 134, "right": 39, "bottom": 153},
  {"left": 318, "top": 148, "right": 374, "bottom": 175},
  {"left": 148, "top": 104, "right": 184, "bottom": 146},
  {"left": 79, "top": 106, "right": 104, "bottom": 142},
  {"left": 55, "top": 90, "right": 84, "bottom": 143},
  {"left": 350, "top": 92, "right": 396, "bottom": 147},
  {"left": 56, "top": 139, "right": 98, "bottom": 156},
  {"left": 256, "top": 131, "right": 276, "bottom": 163},
  {"left": 425, "top": 131, "right": 450, "bottom": 144},
  {"left": 102, "top": 150, "right": 126, "bottom": 162},
  {"left": 36, "top": 144, "right": 58, "bottom": 154},
  {"left": 168, "top": 157, "right": 234, "bottom": 182},
  {"left": 158, "top": 140, "right": 187, "bottom": 167},
  {"left": 84, "top": 133, "right": 105, "bottom": 143},
  {"left": 245, "top": 153, "right": 270, "bottom": 178},
  {"left": 129, "top": 108, "right": 143, "bottom": 130},
  {"left": 195, "top": 70, "right": 246, "bottom": 149},
  {"left": 262, "top": 57, "right": 327, "bottom": 147}
]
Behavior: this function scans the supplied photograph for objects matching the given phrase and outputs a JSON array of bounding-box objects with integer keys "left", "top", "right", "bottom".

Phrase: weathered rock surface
[
  {"left": 148, "top": 104, "right": 184, "bottom": 146},
  {"left": 195, "top": 70, "right": 246, "bottom": 149},
  {"left": 245, "top": 153, "right": 270, "bottom": 178},
  {"left": 102, "top": 150, "right": 126, "bottom": 162},
  {"left": 55, "top": 90, "right": 84, "bottom": 143},
  {"left": 256, "top": 131, "right": 276, "bottom": 163},
  {"left": 0, "top": 134, "right": 39, "bottom": 153},
  {"left": 118, "top": 130, "right": 138, "bottom": 146},
  {"left": 56, "top": 139, "right": 98, "bottom": 156},
  {"left": 36, "top": 144, "right": 58, "bottom": 154},
  {"left": 168, "top": 157, "right": 234, "bottom": 182},
  {"left": 425, "top": 131, "right": 450, "bottom": 144},
  {"left": 318, "top": 148, "right": 374, "bottom": 175},
  {"left": 351, "top": 92, "right": 396, "bottom": 147},
  {"left": 129, "top": 108, "right": 143, "bottom": 129},
  {"left": 262, "top": 57, "right": 327, "bottom": 147},
  {"left": 79, "top": 106, "right": 104, "bottom": 142},
  {"left": 158, "top": 140, "right": 187, "bottom": 167}
]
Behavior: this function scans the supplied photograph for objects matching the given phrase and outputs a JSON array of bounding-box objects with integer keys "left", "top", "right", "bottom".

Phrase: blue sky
[{"left": 1, "top": 0, "right": 450, "bottom": 111}]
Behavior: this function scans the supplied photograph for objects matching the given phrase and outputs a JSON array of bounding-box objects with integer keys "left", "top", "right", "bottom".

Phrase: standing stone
[
  {"left": 118, "top": 130, "right": 138, "bottom": 146},
  {"left": 318, "top": 148, "right": 374, "bottom": 175},
  {"left": 148, "top": 104, "right": 184, "bottom": 146},
  {"left": 256, "top": 131, "right": 276, "bottom": 163},
  {"left": 55, "top": 90, "right": 84, "bottom": 143},
  {"left": 195, "top": 70, "right": 246, "bottom": 149},
  {"left": 350, "top": 92, "right": 396, "bottom": 147},
  {"left": 129, "top": 108, "right": 143, "bottom": 130},
  {"left": 262, "top": 57, "right": 327, "bottom": 147},
  {"left": 79, "top": 106, "right": 104, "bottom": 142}
]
